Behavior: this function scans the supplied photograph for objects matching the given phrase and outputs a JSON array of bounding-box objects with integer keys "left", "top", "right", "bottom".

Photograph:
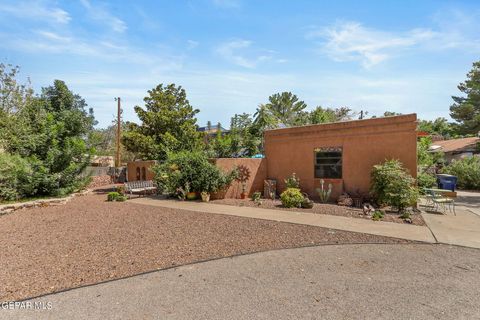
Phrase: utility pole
[{"left": 114, "top": 97, "right": 121, "bottom": 167}]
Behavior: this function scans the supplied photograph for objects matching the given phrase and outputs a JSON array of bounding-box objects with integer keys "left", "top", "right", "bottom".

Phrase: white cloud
[
  {"left": 80, "top": 0, "right": 127, "bottom": 33},
  {"left": 307, "top": 21, "right": 435, "bottom": 68},
  {"left": 216, "top": 39, "right": 276, "bottom": 68},
  {"left": 0, "top": 1, "right": 70, "bottom": 24},
  {"left": 308, "top": 11, "right": 480, "bottom": 69}
]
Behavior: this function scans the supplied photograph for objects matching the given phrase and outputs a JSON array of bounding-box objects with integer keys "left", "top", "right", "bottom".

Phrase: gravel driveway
[
  {"left": 0, "top": 189, "right": 408, "bottom": 301},
  {"left": 7, "top": 244, "right": 480, "bottom": 320}
]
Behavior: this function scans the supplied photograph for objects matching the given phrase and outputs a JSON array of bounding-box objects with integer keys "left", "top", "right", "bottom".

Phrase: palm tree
[
  {"left": 253, "top": 92, "right": 308, "bottom": 130},
  {"left": 265, "top": 92, "right": 307, "bottom": 127}
]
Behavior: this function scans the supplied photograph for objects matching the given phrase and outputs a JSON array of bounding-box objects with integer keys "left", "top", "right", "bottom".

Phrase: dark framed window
[{"left": 314, "top": 147, "right": 342, "bottom": 179}]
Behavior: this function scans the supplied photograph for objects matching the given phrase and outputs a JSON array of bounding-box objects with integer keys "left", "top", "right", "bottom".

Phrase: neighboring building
[
  {"left": 197, "top": 124, "right": 229, "bottom": 136},
  {"left": 430, "top": 136, "right": 480, "bottom": 163},
  {"left": 127, "top": 160, "right": 156, "bottom": 181},
  {"left": 90, "top": 155, "right": 115, "bottom": 167},
  {"left": 263, "top": 114, "right": 418, "bottom": 200}
]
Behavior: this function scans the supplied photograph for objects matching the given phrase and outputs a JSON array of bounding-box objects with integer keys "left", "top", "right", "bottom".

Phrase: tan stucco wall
[
  {"left": 212, "top": 158, "right": 267, "bottom": 198},
  {"left": 264, "top": 114, "right": 418, "bottom": 200},
  {"left": 127, "top": 160, "right": 156, "bottom": 181}
]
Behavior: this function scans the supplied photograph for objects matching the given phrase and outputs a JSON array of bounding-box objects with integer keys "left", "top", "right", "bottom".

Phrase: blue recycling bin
[{"left": 436, "top": 174, "right": 457, "bottom": 191}]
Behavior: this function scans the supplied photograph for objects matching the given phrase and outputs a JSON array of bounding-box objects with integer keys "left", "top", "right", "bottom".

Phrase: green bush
[
  {"left": 251, "top": 191, "right": 261, "bottom": 201},
  {"left": 443, "top": 157, "right": 480, "bottom": 190},
  {"left": 371, "top": 159, "right": 419, "bottom": 212},
  {"left": 284, "top": 173, "right": 300, "bottom": 189},
  {"left": 372, "top": 210, "right": 384, "bottom": 221},
  {"left": 152, "top": 151, "right": 237, "bottom": 196},
  {"left": 417, "top": 172, "right": 437, "bottom": 192},
  {"left": 280, "top": 188, "right": 304, "bottom": 208},
  {"left": 107, "top": 192, "right": 120, "bottom": 201},
  {"left": 0, "top": 153, "right": 36, "bottom": 201}
]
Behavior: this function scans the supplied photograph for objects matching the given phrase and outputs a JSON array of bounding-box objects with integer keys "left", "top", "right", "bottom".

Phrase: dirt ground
[
  {"left": 0, "top": 188, "right": 410, "bottom": 301},
  {"left": 210, "top": 198, "right": 425, "bottom": 226}
]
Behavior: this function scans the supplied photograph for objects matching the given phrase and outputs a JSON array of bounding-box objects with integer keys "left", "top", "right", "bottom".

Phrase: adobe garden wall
[
  {"left": 127, "top": 160, "right": 156, "bottom": 181},
  {"left": 212, "top": 158, "right": 267, "bottom": 198}
]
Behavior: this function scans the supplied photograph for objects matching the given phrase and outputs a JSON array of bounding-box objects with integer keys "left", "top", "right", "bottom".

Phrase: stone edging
[{"left": 0, "top": 189, "right": 92, "bottom": 216}]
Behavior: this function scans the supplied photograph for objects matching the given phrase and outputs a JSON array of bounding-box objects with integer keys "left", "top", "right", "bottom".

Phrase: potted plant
[
  {"left": 201, "top": 191, "right": 210, "bottom": 202},
  {"left": 184, "top": 182, "right": 197, "bottom": 200}
]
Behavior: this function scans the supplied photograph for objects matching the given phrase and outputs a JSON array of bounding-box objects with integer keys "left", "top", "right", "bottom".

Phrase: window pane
[{"left": 314, "top": 149, "right": 342, "bottom": 178}]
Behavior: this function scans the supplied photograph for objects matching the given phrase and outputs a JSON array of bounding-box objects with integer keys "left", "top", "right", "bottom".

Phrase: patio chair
[{"left": 424, "top": 189, "right": 456, "bottom": 215}]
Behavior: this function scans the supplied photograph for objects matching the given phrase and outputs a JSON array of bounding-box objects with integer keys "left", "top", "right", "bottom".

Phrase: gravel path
[
  {"left": 0, "top": 189, "right": 409, "bottom": 302},
  {"left": 211, "top": 198, "right": 426, "bottom": 226}
]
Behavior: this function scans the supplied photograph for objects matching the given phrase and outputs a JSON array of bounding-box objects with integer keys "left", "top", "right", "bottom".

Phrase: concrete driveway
[
  {"left": 456, "top": 191, "right": 480, "bottom": 216},
  {"left": 422, "top": 191, "right": 480, "bottom": 248},
  {"left": 7, "top": 244, "right": 480, "bottom": 320}
]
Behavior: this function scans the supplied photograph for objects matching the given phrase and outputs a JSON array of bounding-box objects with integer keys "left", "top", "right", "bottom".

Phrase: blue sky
[{"left": 0, "top": 0, "right": 479, "bottom": 128}]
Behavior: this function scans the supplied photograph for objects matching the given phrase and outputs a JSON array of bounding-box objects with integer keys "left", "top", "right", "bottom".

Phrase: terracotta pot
[
  {"left": 240, "top": 192, "right": 247, "bottom": 199},
  {"left": 186, "top": 192, "right": 197, "bottom": 200}
]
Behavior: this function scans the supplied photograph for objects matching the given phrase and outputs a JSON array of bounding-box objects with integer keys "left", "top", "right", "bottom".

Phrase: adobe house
[{"left": 262, "top": 114, "right": 418, "bottom": 200}]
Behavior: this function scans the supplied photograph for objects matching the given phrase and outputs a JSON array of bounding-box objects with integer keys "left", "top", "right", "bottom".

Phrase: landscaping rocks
[
  {"left": 211, "top": 198, "right": 426, "bottom": 226},
  {"left": 0, "top": 189, "right": 93, "bottom": 215},
  {"left": 0, "top": 190, "right": 410, "bottom": 301}
]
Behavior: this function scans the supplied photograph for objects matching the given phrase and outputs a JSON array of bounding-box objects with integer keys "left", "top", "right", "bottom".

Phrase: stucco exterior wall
[
  {"left": 264, "top": 114, "right": 418, "bottom": 200},
  {"left": 127, "top": 160, "right": 156, "bottom": 181},
  {"left": 212, "top": 158, "right": 267, "bottom": 198}
]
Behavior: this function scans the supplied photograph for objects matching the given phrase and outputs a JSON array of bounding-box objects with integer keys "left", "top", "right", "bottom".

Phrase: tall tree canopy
[
  {"left": 0, "top": 68, "right": 96, "bottom": 199},
  {"left": 418, "top": 117, "right": 455, "bottom": 138},
  {"left": 450, "top": 61, "right": 480, "bottom": 135},
  {"left": 252, "top": 92, "right": 307, "bottom": 129},
  {"left": 122, "top": 84, "right": 203, "bottom": 161}
]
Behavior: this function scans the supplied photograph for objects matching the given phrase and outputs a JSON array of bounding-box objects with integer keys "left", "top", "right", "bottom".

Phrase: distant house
[
  {"left": 430, "top": 136, "right": 480, "bottom": 162},
  {"left": 90, "top": 155, "right": 115, "bottom": 167},
  {"left": 197, "top": 124, "right": 229, "bottom": 136}
]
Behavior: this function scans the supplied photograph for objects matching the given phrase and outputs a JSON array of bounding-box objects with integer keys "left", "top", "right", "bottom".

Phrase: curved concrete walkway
[
  {"left": 130, "top": 197, "right": 436, "bottom": 243},
  {"left": 8, "top": 244, "right": 480, "bottom": 320}
]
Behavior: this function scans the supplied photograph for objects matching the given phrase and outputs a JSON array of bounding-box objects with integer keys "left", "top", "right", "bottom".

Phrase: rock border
[{"left": 0, "top": 189, "right": 92, "bottom": 216}]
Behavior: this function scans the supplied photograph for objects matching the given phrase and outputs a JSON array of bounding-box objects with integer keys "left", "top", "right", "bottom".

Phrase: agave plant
[{"left": 316, "top": 179, "right": 332, "bottom": 203}]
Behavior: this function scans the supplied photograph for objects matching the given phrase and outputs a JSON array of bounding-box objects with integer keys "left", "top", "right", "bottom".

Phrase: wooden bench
[{"left": 124, "top": 180, "right": 157, "bottom": 198}]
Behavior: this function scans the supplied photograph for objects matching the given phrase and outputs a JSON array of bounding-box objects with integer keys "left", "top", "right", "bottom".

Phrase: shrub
[
  {"left": 284, "top": 173, "right": 300, "bottom": 189},
  {"left": 251, "top": 191, "right": 262, "bottom": 201},
  {"left": 152, "top": 151, "right": 237, "bottom": 196},
  {"left": 372, "top": 210, "right": 384, "bottom": 221},
  {"left": 116, "top": 185, "right": 126, "bottom": 195},
  {"left": 417, "top": 172, "right": 436, "bottom": 193},
  {"left": 371, "top": 159, "right": 419, "bottom": 212},
  {"left": 280, "top": 188, "right": 304, "bottom": 208},
  {"left": 0, "top": 153, "right": 36, "bottom": 201},
  {"left": 301, "top": 193, "right": 314, "bottom": 209},
  {"left": 107, "top": 192, "right": 120, "bottom": 201},
  {"left": 442, "top": 157, "right": 480, "bottom": 190}
]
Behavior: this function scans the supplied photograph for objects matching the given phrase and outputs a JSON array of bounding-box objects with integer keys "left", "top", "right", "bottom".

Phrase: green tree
[
  {"left": 253, "top": 92, "right": 307, "bottom": 129},
  {"left": 122, "top": 84, "right": 203, "bottom": 161},
  {"left": 1, "top": 79, "right": 96, "bottom": 196},
  {"left": 418, "top": 117, "right": 456, "bottom": 138},
  {"left": 0, "top": 63, "right": 33, "bottom": 115},
  {"left": 450, "top": 61, "right": 480, "bottom": 134},
  {"left": 309, "top": 106, "right": 353, "bottom": 124}
]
